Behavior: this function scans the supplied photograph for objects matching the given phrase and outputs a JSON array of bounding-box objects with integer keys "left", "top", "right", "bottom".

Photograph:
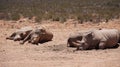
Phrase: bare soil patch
[{"left": 0, "top": 19, "right": 120, "bottom": 67}]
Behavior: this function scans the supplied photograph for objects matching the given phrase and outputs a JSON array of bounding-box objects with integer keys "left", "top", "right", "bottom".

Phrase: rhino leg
[
  {"left": 76, "top": 45, "right": 89, "bottom": 50},
  {"left": 6, "top": 33, "right": 16, "bottom": 40},
  {"left": 20, "top": 32, "right": 31, "bottom": 44},
  {"left": 6, "top": 37, "right": 15, "bottom": 40},
  {"left": 76, "top": 46, "right": 84, "bottom": 50},
  {"left": 113, "top": 43, "right": 119, "bottom": 48},
  {"left": 10, "top": 32, "right": 16, "bottom": 37},
  {"left": 99, "top": 42, "right": 106, "bottom": 49}
]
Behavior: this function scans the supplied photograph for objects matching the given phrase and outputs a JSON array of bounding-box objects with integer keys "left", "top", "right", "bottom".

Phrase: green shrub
[{"left": 0, "top": 0, "right": 120, "bottom": 22}]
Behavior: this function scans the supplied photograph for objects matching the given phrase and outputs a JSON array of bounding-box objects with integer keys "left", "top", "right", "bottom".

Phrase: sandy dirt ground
[{"left": 0, "top": 19, "right": 120, "bottom": 67}]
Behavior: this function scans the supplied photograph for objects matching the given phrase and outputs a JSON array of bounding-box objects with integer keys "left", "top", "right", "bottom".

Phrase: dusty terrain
[{"left": 0, "top": 19, "right": 120, "bottom": 67}]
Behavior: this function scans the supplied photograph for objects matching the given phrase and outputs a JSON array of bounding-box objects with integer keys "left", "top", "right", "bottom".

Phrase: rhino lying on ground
[
  {"left": 67, "top": 29, "right": 101, "bottom": 47},
  {"left": 68, "top": 29, "right": 120, "bottom": 50},
  {"left": 20, "top": 27, "right": 53, "bottom": 45},
  {"left": 6, "top": 26, "right": 33, "bottom": 41}
]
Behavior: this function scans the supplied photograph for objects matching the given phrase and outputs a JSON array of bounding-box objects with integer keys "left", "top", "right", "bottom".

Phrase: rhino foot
[{"left": 20, "top": 41, "right": 24, "bottom": 45}]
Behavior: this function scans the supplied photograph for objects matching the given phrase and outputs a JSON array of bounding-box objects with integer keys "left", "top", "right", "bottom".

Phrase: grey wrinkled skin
[
  {"left": 6, "top": 26, "right": 33, "bottom": 41},
  {"left": 20, "top": 27, "right": 53, "bottom": 45},
  {"left": 77, "top": 29, "right": 120, "bottom": 50},
  {"left": 67, "top": 30, "right": 93, "bottom": 47}
]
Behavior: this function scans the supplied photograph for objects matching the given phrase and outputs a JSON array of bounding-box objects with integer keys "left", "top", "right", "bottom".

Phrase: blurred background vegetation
[{"left": 0, "top": 0, "right": 120, "bottom": 23}]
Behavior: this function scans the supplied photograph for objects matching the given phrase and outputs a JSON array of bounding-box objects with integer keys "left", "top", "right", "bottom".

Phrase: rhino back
[
  {"left": 94, "top": 29, "right": 119, "bottom": 47},
  {"left": 40, "top": 31, "right": 53, "bottom": 42},
  {"left": 17, "top": 26, "right": 33, "bottom": 32},
  {"left": 45, "top": 31, "right": 53, "bottom": 40}
]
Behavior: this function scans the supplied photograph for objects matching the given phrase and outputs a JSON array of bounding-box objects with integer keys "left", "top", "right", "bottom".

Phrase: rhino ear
[{"left": 86, "top": 31, "right": 93, "bottom": 37}]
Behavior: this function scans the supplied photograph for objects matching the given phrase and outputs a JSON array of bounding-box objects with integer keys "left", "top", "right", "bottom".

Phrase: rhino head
[{"left": 77, "top": 31, "right": 94, "bottom": 50}]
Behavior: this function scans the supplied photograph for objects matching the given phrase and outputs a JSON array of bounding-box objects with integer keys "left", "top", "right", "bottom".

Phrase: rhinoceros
[
  {"left": 76, "top": 29, "right": 120, "bottom": 50},
  {"left": 20, "top": 27, "right": 53, "bottom": 45},
  {"left": 6, "top": 26, "right": 33, "bottom": 41},
  {"left": 77, "top": 29, "right": 120, "bottom": 50}
]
